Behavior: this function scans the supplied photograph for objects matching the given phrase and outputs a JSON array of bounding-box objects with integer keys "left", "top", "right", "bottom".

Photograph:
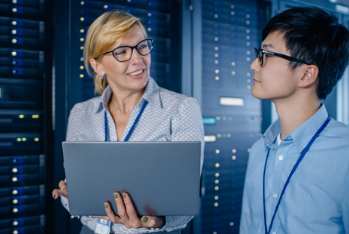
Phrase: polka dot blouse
[{"left": 60, "top": 77, "right": 204, "bottom": 233}]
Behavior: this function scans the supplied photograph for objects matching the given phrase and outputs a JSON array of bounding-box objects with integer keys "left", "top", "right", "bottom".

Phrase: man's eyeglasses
[
  {"left": 254, "top": 48, "right": 310, "bottom": 67},
  {"left": 103, "top": 38, "right": 153, "bottom": 62}
]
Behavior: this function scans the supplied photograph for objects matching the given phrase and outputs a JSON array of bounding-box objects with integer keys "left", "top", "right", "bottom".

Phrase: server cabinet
[
  {"left": 0, "top": 0, "right": 53, "bottom": 234},
  {"left": 199, "top": 0, "right": 270, "bottom": 233}
]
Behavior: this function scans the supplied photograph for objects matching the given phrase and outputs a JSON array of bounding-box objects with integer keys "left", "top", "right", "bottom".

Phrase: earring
[{"left": 100, "top": 74, "right": 105, "bottom": 90}]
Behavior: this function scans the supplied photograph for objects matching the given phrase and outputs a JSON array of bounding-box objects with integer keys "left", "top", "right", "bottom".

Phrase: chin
[
  {"left": 251, "top": 89, "right": 269, "bottom": 100},
  {"left": 251, "top": 87, "right": 260, "bottom": 99},
  {"left": 133, "top": 78, "right": 149, "bottom": 90}
]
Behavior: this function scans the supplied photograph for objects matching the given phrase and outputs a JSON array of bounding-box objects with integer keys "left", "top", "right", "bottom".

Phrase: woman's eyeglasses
[
  {"left": 255, "top": 48, "right": 310, "bottom": 66},
  {"left": 103, "top": 38, "right": 153, "bottom": 62}
]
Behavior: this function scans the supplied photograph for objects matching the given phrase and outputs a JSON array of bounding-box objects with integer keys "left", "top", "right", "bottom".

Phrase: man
[{"left": 240, "top": 7, "right": 349, "bottom": 234}]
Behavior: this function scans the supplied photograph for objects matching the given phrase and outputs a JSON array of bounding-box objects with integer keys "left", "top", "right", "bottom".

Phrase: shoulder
[
  {"left": 321, "top": 118, "right": 349, "bottom": 143},
  {"left": 158, "top": 87, "right": 199, "bottom": 109},
  {"left": 69, "top": 96, "right": 102, "bottom": 119},
  {"left": 249, "top": 137, "right": 265, "bottom": 158},
  {"left": 251, "top": 136, "right": 265, "bottom": 151}
]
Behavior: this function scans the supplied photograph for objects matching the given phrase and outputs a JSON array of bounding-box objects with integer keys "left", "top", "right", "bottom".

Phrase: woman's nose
[{"left": 129, "top": 48, "right": 143, "bottom": 63}]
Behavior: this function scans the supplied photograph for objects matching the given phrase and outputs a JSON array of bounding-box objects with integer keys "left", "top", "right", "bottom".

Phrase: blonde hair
[{"left": 84, "top": 11, "right": 147, "bottom": 94}]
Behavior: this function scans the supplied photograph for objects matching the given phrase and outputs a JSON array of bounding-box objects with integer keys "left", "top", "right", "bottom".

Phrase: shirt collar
[
  {"left": 141, "top": 77, "right": 162, "bottom": 109},
  {"left": 263, "top": 104, "right": 329, "bottom": 154},
  {"left": 263, "top": 118, "right": 281, "bottom": 150},
  {"left": 96, "top": 77, "right": 161, "bottom": 113}
]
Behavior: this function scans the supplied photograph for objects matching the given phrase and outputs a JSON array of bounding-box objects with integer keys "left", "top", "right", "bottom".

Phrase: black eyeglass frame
[
  {"left": 103, "top": 38, "right": 153, "bottom": 62},
  {"left": 255, "top": 48, "right": 310, "bottom": 66}
]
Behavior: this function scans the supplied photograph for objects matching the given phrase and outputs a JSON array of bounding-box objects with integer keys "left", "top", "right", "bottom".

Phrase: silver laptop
[{"left": 62, "top": 141, "right": 201, "bottom": 216}]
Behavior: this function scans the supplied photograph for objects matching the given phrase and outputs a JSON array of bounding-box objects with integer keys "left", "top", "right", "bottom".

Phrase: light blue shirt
[{"left": 240, "top": 105, "right": 349, "bottom": 234}]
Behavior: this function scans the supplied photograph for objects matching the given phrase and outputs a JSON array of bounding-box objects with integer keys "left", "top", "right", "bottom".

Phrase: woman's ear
[
  {"left": 299, "top": 65, "right": 319, "bottom": 88},
  {"left": 89, "top": 58, "right": 104, "bottom": 76}
]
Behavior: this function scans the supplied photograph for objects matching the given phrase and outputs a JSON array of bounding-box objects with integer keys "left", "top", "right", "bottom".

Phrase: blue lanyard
[
  {"left": 263, "top": 115, "right": 330, "bottom": 234},
  {"left": 104, "top": 100, "right": 148, "bottom": 142}
]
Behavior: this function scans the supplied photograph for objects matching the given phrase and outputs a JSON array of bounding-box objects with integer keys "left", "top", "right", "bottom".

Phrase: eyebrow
[
  {"left": 262, "top": 43, "right": 274, "bottom": 49},
  {"left": 115, "top": 38, "right": 147, "bottom": 48}
]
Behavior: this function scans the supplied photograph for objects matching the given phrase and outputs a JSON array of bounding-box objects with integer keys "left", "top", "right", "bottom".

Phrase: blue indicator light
[
  {"left": 12, "top": 156, "right": 24, "bottom": 164},
  {"left": 12, "top": 59, "right": 24, "bottom": 66},
  {"left": 203, "top": 118, "right": 216, "bottom": 125},
  {"left": 12, "top": 68, "right": 24, "bottom": 75}
]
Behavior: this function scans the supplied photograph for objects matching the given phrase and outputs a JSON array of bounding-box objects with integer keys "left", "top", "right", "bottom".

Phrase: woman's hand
[
  {"left": 94, "top": 192, "right": 164, "bottom": 229},
  {"left": 52, "top": 180, "right": 68, "bottom": 199}
]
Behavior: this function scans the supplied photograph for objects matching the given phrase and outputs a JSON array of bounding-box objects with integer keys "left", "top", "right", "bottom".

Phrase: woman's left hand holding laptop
[{"left": 93, "top": 191, "right": 165, "bottom": 229}]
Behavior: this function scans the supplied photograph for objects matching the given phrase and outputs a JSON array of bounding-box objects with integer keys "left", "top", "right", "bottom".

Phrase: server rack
[
  {"left": 0, "top": 0, "right": 53, "bottom": 233},
  {"left": 200, "top": 0, "right": 270, "bottom": 233}
]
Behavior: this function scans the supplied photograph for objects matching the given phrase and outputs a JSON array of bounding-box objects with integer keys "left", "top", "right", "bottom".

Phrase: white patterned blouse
[{"left": 60, "top": 77, "right": 205, "bottom": 233}]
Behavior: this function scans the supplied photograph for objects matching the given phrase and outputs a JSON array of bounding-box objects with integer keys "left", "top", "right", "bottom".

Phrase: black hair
[{"left": 262, "top": 7, "right": 349, "bottom": 99}]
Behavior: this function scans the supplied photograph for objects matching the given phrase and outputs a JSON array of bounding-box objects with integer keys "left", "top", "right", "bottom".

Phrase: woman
[{"left": 52, "top": 10, "right": 204, "bottom": 234}]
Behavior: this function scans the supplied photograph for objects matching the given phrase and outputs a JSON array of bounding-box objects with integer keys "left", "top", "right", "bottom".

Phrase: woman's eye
[
  {"left": 138, "top": 44, "right": 147, "bottom": 49},
  {"left": 114, "top": 50, "right": 126, "bottom": 56}
]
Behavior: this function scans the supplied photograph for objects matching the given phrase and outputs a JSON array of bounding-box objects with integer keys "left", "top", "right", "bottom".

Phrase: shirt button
[
  {"left": 272, "top": 232, "right": 276, "bottom": 234},
  {"left": 273, "top": 193, "right": 278, "bottom": 198},
  {"left": 278, "top": 155, "right": 283, "bottom": 160}
]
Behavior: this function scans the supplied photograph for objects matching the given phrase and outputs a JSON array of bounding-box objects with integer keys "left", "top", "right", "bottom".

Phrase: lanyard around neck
[
  {"left": 263, "top": 115, "right": 330, "bottom": 234},
  {"left": 104, "top": 100, "right": 148, "bottom": 142}
]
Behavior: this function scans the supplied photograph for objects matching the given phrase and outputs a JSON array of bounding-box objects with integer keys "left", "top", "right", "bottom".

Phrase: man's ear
[
  {"left": 89, "top": 58, "right": 104, "bottom": 76},
  {"left": 299, "top": 65, "right": 319, "bottom": 88}
]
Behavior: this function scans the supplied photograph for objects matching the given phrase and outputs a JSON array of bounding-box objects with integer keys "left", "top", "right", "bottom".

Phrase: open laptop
[{"left": 62, "top": 141, "right": 201, "bottom": 216}]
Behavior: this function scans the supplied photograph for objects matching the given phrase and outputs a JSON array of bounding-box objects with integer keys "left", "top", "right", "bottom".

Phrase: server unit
[
  {"left": 200, "top": 0, "right": 269, "bottom": 233},
  {"left": 0, "top": 0, "right": 53, "bottom": 233}
]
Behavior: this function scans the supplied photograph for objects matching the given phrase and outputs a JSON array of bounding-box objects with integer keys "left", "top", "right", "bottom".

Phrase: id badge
[{"left": 95, "top": 218, "right": 111, "bottom": 234}]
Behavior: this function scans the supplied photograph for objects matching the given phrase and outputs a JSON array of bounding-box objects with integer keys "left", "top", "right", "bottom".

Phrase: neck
[
  {"left": 110, "top": 88, "right": 145, "bottom": 113},
  {"left": 275, "top": 98, "right": 321, "bottom": 140}
]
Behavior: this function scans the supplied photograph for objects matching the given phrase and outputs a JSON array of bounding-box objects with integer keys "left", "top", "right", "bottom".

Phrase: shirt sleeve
[
  {"left": 239, "top": 141, "right": 260, "bottom": 233},
  {"left": 60, "top": 105, "right": 81, "bottom": 212},
  {"left": 342, "top": 174, "right": 349, "bottom": 233},
  {"left": 239, "top": 151, "right": 253, "bottom": 233},
  {"left": 158, "top": 97, "right": 204, "bottom": 232},
  {"left": 171, "top": 97, "right": 205, "bottom": 173},
  {"left": 66, "top": 103, "right": 83, "bottom": 141}
]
